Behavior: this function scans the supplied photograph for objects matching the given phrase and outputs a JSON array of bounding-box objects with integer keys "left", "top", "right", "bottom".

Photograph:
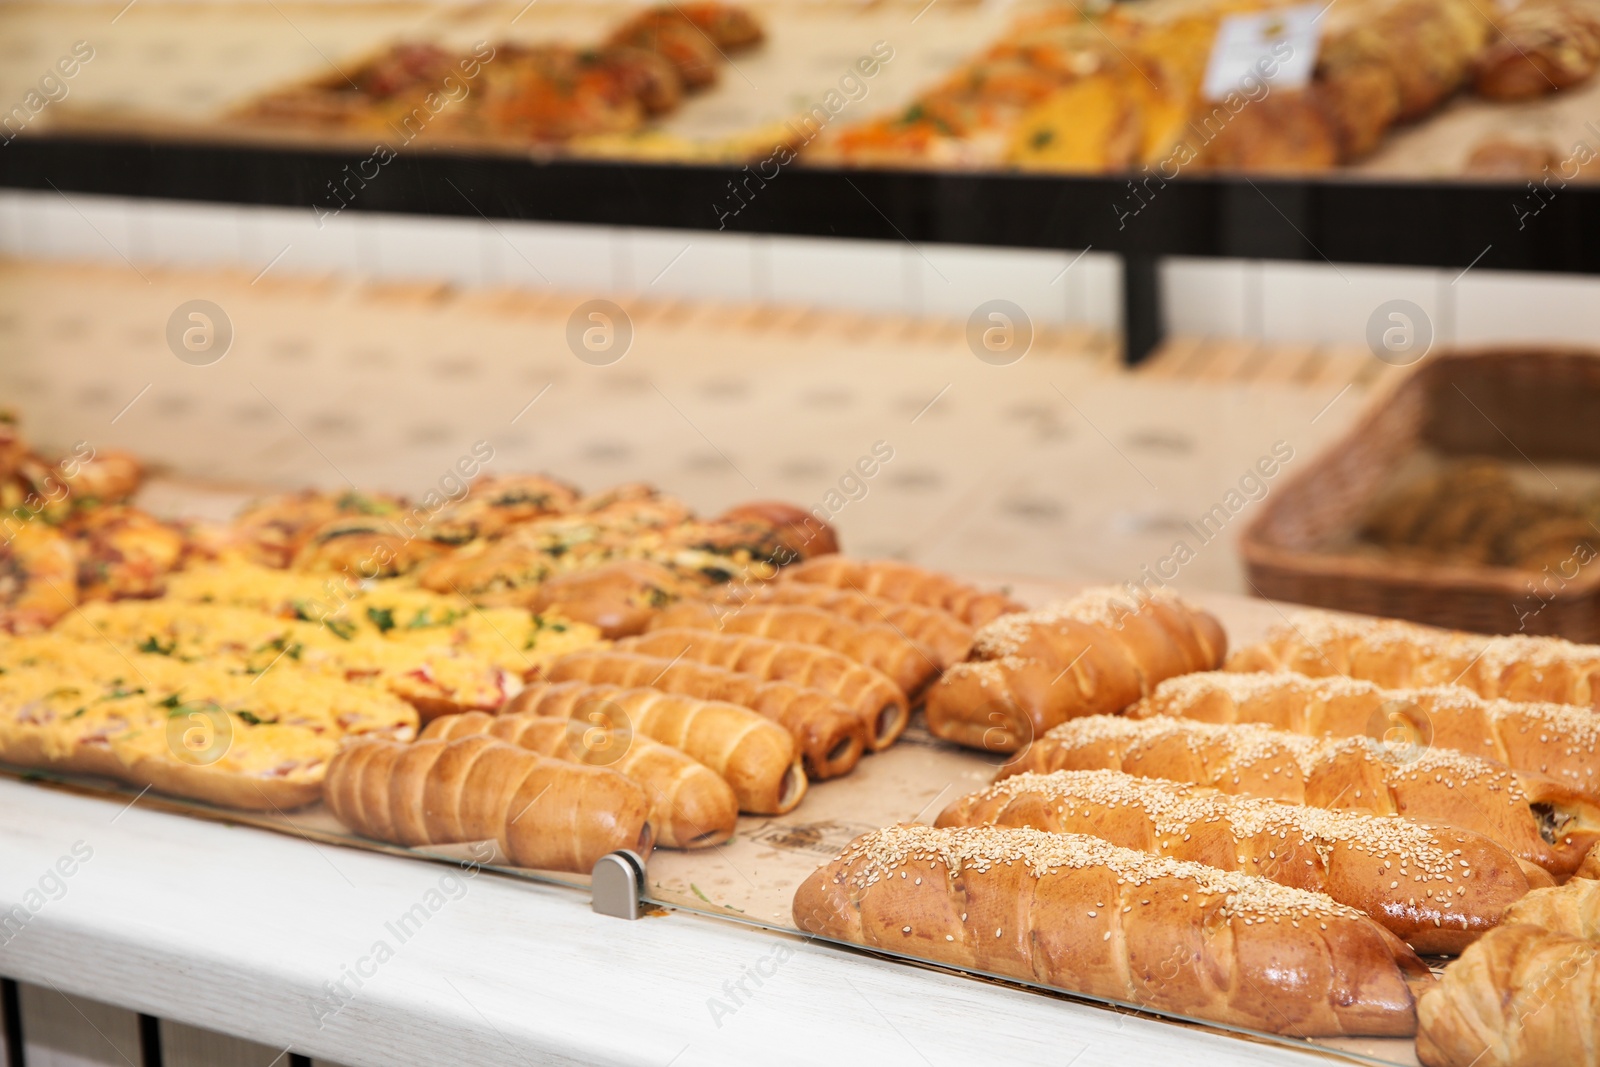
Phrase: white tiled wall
[
  {"left": 2, "top": 189, "right": 1598, "bottom": 348},
  {"left": 0, "top": 191, "right": 1123, "bottom": 329}
]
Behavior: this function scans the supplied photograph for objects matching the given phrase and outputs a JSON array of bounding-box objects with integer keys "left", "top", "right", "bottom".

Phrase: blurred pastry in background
[
  {"left": 528, "top": 560, "right": 690, "bottom": 638},
  {"left": 1463, "top": 137, "right": 1563, "bottom": 177},
  {"left": 1358, "top": 458, "right": 1599, "bottom": 571},
  {"left": 1473, "top": 0, "right": 1600, "bottom": 100}
]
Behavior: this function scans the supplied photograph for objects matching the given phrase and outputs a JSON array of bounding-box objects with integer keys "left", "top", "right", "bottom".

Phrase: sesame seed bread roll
[
  {"left": 544, "top": 650, "right": 866, "bottom": 779},
  {"left": 1133, "top": 671, "right": 1600, "bottom": 801},
  {"left": 648, "top": 601, "right": 939, "bottom": 696},
  {"left": 1003, "top": 716, "right": 1600, "bottom": 880},
  {"left": 1416, "top": 924, "right": 1600, "bottom": 1067},
  {"left": 714, "top": 583, "right": 974, "bottom": 668},
  {"left": 938, "top": 769, "right": 1534, "bottom": 953},
  {"left": 793, "top": 825, "right": 1432, "bottom": 1037},
  {"left": 925, "top": 587, "right": 1227, "bottom": 754},
  {"left": 422, "top": 711, "right": 737, "bottom": 849},
  {"left": 503, "top": 681, "right": 806, "bottom": 815},
  {"left": 324, "top": 734, "right": 653, "bottom": 873},
  {"left": 775, "top": 557, "right": 1024, "bottom": 627},
  {"left": 616, "top": 629, "right": 908, "bottom": 750},
  {"left": 1228, "top": 609, "right": 1600, "bottom": 710},
  {"left": 1501, "top": 878, "right": 1600, "bottom": 940}
]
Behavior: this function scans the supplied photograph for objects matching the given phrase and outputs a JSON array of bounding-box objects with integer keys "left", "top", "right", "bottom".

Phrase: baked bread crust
[
  {"left": 938, "top": 768, "right": 1533, "bottom": 953},
  {"left": 422, "top": 710, "right": 737, "bottom": 849},
  {"left": 794, "top": 824, "right": 1431, "bottom": 1037},
  {"left": 649, "top": 600, "right": 940, "bottom": 695},
  {"left": 1003, "top": 715, "right": 1600, "bottom": 879},
  {"left": 617, "top": 628, "right": 908, "bottom": 750},
  {"left": 926, "top": 587, "right": 1226, "bottom": 753},
  {"left": 324, "top": 734, "right": 653, "bottom": 872},
  {"left": 1132, "top": 670, "right": 1600, "bottom": 800},
  {"left": 714, "top": 583, "right": 973, "bottom": 668},
  {"left": 503, "top": 680, "right": 806, "bottom": 814},
  {"left": 776, "top": 557, "right": 1024, "bottom": 626},
  {"left": 545, "top": 649, "right": 866, "bottom": 779},
  {"left": 1417, "top": 923, "right": 1600, "bottom": 1066},
  {"left": 1228, "top": 610, "right": 1600, "bottom": 710}
]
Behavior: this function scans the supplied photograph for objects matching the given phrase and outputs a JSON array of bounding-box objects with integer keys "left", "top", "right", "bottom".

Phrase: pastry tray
[
  {"left": 2, "top": 580, "right": 1425, "bottom": 1067},
  {"left": 8, "top": 0, "right": 1600, "bottom": 180}
]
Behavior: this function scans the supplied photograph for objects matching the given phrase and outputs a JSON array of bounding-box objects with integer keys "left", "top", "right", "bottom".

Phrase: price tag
[{"left": 1201, "top": 4, "right": 1323, "bottom": 101}]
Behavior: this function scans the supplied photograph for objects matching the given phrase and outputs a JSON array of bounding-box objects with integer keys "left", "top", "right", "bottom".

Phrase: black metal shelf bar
[{"left": 4, "top": 137, "right": 1595, "bottom": 361}]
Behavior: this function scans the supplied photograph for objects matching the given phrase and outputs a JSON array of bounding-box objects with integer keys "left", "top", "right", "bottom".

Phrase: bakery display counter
[
  {"left": 0, "top": 575, "right": 1413, "bottom": 1067},
  {"left": 0, "top": 761, "right": 1336, "bottom": 1067}
]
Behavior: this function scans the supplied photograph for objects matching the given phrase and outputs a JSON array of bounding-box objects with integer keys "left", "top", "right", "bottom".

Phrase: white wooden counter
[{"left": 0, "top": 776, "right": 1343, "bottom": 1067}]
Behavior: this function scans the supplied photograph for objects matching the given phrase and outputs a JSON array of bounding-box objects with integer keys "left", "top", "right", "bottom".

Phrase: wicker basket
[{"left": 1240, "top": 347, "right": 1600, "bottom": 639}]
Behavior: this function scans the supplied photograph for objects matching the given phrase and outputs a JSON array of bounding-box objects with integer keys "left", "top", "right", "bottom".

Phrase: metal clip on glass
[{"left": 590, "top": 850, "right": 646, "bottom": 920}]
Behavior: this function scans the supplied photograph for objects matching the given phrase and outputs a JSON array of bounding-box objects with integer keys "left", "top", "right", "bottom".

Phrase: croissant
[
  {"left": 421, "top": 711, "right": 737, "bottom": 849},
  {"left": 544, "top": 649, "right": 866, "bottom": 779},
  {"left": 713, "top": 583, "right": 973, "bottom": 668},
  {"left": 794, "top": 825, "right": 1431, "bottom": 1037},
  {"left": 1228, "top": 610, "right": 1600, "bottom": 710},
  {"left": 616, "top": 629, "right": 908, "bottom": 750},
  {"left": 648, "top": 601, "right": 939, "bottom": 696},
  {"left": 1417, "top": 924, "right": 1600, "bottom": 1066},
  {"left": 502, "top": 681, "right": 806, "bottom": 814},
  {"left": 1132, "top": 671, "right": 1600, "bottom": 801},
  {"left": 775, "top": 557, "right": 1024, "bottom": 626},
  {"left": 1580, "top": 842, "right": 1600, "bottom": 879},
  {"left": 938, "top": 768, "right": 1534, "bottom": 953},
  {"left": 323, "top": 734, "right": 653, "bottom": 872},
  {"left": 1501, "top": 878, "right": 1600, "bottom": 939},
  {"left": 926, "top": 586, "right": 1227, "bottom": 754},
  {"left": 1003, "top": 715, "right": 1600, "bottom": 880}
]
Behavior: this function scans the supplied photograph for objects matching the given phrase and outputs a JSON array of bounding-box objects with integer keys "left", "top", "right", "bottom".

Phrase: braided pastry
[
  {"left": 1003, "top": 715, "right": 1600, "bottom": 879},
  {"left": 503, "top": 681, "right": 806, "bottom": 814},
  {"left": 324, "top": 734, "right": 653, "bottom": 872},
  {"left": 938, "top": 768, "right": 1534, "bottom": 953},
  {"left": 1132, "top": 670, "right": 1600, "bottom": 800},
  {"left": 544, "top": 649, "right": 866, "bottom": 779},
  {"left": 421, "top": 711, "right": 737, "bottom": 849},
  {"left": 1228, "top": 610, "right": 1600, "bottom": 710},
  {"left": 926, "top": 586, "right": 1226, "bottom": 753},
  {"left": 617, "top": 629, "right": 908, "bottom": 750},
  {"left": 649, "top": 601, "right": 939, "bottom": 695},
  {"left": 794, "top": 825, "right": 1431, "bottom": 1037},
  {"left": 775, "top": 557, "right": 1023, "bottom": 626},
  {"left": 714, "top": 582, "right": 973, "bottom": 668}
]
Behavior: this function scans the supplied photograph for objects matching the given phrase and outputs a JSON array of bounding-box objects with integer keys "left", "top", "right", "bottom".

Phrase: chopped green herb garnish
[
  {"left": 136, "top": 635, "right": 177, "bottom": 656},
  {"left": 366, "top": 606, "right": 396, "bottom": 634}
]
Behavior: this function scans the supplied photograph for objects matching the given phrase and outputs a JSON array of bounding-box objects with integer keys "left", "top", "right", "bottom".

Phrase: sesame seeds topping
[
  {"left": 1137, "top": 672, "right": 1600, "bottom": 788},
  {"left": 1238, "top": 610, "right": 1600, "bottom": 705},
  {"left": 829, "top": 825, "right": 1362, "bottom": 924},
  {"left": 1035, "top": 715, "right": 1524, "bottom": 801},
  {"left": 961, "top": 769, "right": 1467, "bottom": 882},
  {"left": 1143, "top": 670, "right": 1380, "bottom": 711},
  {"left": 971, "top": 587, "right": 1194, "bottom": 659}
]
